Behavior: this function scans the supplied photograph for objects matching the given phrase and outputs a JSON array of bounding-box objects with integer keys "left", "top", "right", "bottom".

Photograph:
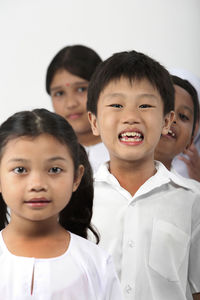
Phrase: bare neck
[
  {"left": 2, "top": 216, "right": 69, "bottom": 258},
  {"left": 77, "top": 131, "right": 101, "bottom": 147},
  {"left": 154, "top": 153, "right": 172, "bottom": 171},
  {"left": 4, "top": 214, "right": 61, "bottom": 239},
  {"left": 109, "top": 159, "right": 156, "bottom": 196}
]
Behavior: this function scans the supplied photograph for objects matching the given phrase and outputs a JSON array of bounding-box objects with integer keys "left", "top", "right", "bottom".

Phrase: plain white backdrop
[{"left": 0, "top": 0, "right": 200, "bottom": 122}]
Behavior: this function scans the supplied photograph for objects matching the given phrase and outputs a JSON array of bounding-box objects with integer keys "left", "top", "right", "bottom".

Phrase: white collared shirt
[
  {"left": 91, "top": 161, "right": 200, "bottom": 300},
  {"left": 0, "top": 231, "right": 123, "bottom": 300},
  {"left": 84, "top": 142, "right": 109, "bottom": 174},
  {"left": 171, "top": 166, "right": 200, "bottom": 192}
]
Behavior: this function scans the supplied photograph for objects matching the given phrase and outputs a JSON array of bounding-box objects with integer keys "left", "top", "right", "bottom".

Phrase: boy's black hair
[
  {"left": 0, "top": 108, "right": 99, "bottom": 243},
  {"left": 46, "top": 44, "right": 102, "bottom": 94},
  {"left": 171, "top": 75, "right": 200, "bottom": 136},
  {"left": 87, "top": 50, "right": 174, "bottom": 116}
]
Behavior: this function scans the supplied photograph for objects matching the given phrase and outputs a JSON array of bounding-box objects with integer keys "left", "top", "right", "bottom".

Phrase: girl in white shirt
[
  {"left": 0, "top": 108, "right": 122, "bottom": 300},
  {"left": 46, "top": 45, "right": 109, "bottom": 173}
]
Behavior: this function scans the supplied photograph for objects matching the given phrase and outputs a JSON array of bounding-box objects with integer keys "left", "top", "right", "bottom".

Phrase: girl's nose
[
  {"left": 30, "top": 185, "right": 47, "bottom": 192},
  {"left": 28, "top": 173, "right": 48, "bottom": 192},
  {"left": 64, "top": 91, "right": 79, "bottom": 109}
]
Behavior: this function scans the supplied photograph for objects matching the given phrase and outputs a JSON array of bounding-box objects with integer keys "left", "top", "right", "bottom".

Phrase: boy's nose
[
  {"left": 123, "top": 112, "right": 140, "bottom": 124},
  {"left": 173, "top": 114, "right": 177, "bottom": 124}
]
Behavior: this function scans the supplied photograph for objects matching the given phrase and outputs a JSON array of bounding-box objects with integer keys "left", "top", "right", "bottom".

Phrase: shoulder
[
  {"left": 170, "top": 165, "right": 200, "bottom": 193},
  {"left": 0, "top": 231, "right": 5, "bottom": 257},
  {"left": 156, "top": 161, "right": 199, "bottom": 192},
  {"left": 70, "top": 233, "right": 111, "bottom": 268},
  {"left": 85, "top": 143, "right": 110, "bottom": 174}
]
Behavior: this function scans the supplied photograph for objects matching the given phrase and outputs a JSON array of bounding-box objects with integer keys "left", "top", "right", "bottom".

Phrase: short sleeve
[
  {"left": 103, "top": 256, "right": 123, "bottom": 300},
  {"left": 188, "top": 198, "right": 200, "bottom": 294}
]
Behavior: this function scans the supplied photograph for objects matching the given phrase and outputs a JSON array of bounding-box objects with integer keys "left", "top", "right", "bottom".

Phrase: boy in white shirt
[
  {"left": 87, "top": 50, "right": 200, "bottom": 300},
  {"left": 155, "top": 75, "right": 200, "bottom": 183}
]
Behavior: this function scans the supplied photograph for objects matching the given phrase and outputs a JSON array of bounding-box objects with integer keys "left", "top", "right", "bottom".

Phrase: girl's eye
[
  {"left": 179, "top": 113, "right": 189, "bottom": 121},
  {"left": 77, "top": 87, "right": 88, "bottom": 93},
  {"left": 54, "top": 91, "right": 64, "bottom": 97},
  {"left": 139, "top": 104, "right": 152, "bottom": 108},
  {"left": 49, "top": 167, "right": 62, "bottom": 174},
  {"left": 109, "top": 104, "right": 123, "bottom": 108},
  {"left": 13, "top": 167, "right": 27, "bottom": 174}
]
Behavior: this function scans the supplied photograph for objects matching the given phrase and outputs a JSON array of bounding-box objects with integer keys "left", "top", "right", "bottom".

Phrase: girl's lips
[
  {"left": 24, "top": 198, "right": 51, "bottom": 208},
  {"left": 67, "top": 113, "right": 82, "bottom": 120}
]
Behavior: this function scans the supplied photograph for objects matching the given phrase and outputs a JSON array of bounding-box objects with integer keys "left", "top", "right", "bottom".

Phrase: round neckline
[{"left": 0, "top": 230, "right": 73, "bottom": 261}]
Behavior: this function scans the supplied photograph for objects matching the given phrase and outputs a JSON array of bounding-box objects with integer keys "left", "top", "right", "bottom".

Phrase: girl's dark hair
[
  {"left": 171, "top": 75, "right": 200, "bottom": 136},
  {"left": 0, "top": 108, "right": 99, "bottom": 243},
  {"left": 46, "top": 44, "right": 102, "bottom": 94}
]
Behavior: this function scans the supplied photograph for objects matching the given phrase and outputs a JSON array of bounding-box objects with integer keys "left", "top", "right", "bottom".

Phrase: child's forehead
[
  {"left": 174, "top": 85, "right": 194, "bottom": 107},
  {"left": 100, "top": 76, "right": 159, "bottom": 97},
  {"left": 2, "top": 134, "right": 67, "bottom": 154}
]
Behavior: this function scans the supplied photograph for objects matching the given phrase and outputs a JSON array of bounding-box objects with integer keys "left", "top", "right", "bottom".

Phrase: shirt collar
[{"left": 94, "top": 160, "right": 193, "bottom": 198}]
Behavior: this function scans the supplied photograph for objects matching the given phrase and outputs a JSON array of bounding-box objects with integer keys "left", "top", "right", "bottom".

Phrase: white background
[{"left": 0, "top": 0, "right": 200, "bottom": 123}]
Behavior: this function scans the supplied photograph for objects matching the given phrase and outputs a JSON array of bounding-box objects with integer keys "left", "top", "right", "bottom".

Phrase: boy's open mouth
[
  {"left": 119, "top": 131, "right": 144, "bottom": 142},
  {"left": 166, "top": 129, "right": 176, "bottom": 139}
]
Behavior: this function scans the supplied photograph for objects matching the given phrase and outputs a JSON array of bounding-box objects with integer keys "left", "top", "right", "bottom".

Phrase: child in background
[
  {"left": 169, "top": 69, "right": 200, "bottom": 181},
  {"left": 0, "top": 109, "right": 122, "bottom": 299},
  {"left": 155, "top": 75, "right": 200, "bottom": 183},
  {"left": 46, "top": 45, "right": 109, "bottom": 173},
  {"left": 87, "top": 50, "right": 200, "bottom": 300}
]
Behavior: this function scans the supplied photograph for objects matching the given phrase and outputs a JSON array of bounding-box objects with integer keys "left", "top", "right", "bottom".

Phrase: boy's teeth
[
  {"left": 121, "top": 132, "right": 142, "bottom": 137},
  {"left": 120, "top": 131, "right": 143, "bottom": 142},
  {"left": 168, "top": 129, "right": 175, "bottom": 137}
]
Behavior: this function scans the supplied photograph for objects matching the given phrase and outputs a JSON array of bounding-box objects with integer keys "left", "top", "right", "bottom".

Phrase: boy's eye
[
  {"left": 139, "top": 104, "right": 152, "bottom": 108},
  {"left": 49, "top": 167, "right": 62, "bottom": 174},
  {"left": 13, "top": 167, "right": 27, "bottom": 174},
  {"left": 109, "top": 104, "right": 123, "bottom": 108},
  {"left": 179, "top": 113, "right": 189, "bottom": 121},
  {"left": 77, "top": 87, "right": 88, "bottom": 93}
]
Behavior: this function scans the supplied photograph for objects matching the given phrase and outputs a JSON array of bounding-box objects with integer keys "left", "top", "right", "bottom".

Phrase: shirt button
[
  {"left": 125, "top": 284, "right": 132, "bottom": 294},
  {"left": 128, "top": 240, "right": 135, "bottom": 248}
]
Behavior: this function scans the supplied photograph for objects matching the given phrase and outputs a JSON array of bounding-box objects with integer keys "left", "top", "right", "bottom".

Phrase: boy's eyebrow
[
  {"left": 103, "top": 92, "right": 159, "bottom": 100},
  {"left": 137, "top": 93, "right": 159, "bottom": 100},
  {"left": 50, "top": 81, "right": 88, "bottom": 92},
  {"left": 181, "top": 106, "right": 193, "bottom": 115}
]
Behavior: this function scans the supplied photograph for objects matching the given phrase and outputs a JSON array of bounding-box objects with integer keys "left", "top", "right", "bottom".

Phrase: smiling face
[
  {"left": 0, "top": 134, "right": 83, "bottom": 225},
  {"left": 50, "top": 69, "right": 92, "bottom": 140},
  {"left": 89, "top": 78, "right": 173, "bottom": 169},
  {"left": 155, "top": 84, "right": 194, "bottom": 167}
]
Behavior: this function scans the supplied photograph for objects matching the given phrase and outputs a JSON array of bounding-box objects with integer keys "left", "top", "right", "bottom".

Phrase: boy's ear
[
  {"left": 73, "top": 165, "right": 84, "bottom": 192},
  {"left": 161, "top": 111, "right": 175, "bottom": 135},
  {"left": 88, "top": 112, "right": 100, "bottom": 136}
]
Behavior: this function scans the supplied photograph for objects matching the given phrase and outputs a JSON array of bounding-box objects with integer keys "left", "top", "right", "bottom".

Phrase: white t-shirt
[
  {"left": 84, "top": 142, "right": 109, "bottom": 174},
  {"left": 91, "top": 161, "right": 200, "bottom": 300},
  {"left": 0, "top": 231, "right": 123, "bottom": 300}
]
